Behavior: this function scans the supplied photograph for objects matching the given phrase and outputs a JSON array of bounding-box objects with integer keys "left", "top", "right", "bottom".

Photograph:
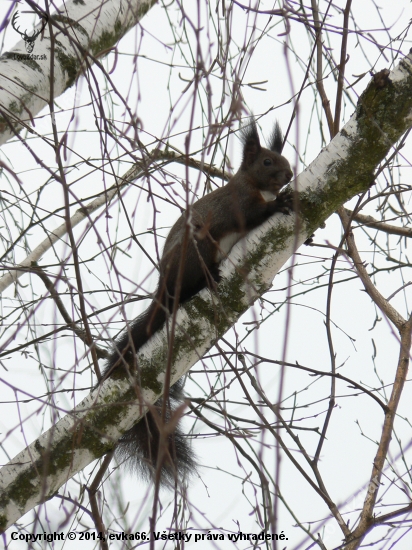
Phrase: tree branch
[
  {"left": 1, "top": 53, "right": 412, "bottom": 532},
  {"left": 339, "top": 207, "right": 406, "bottom": 330},
  {"left": 33, "top": 267, "right": 109, "bottom": 360},
  {"left": 345, "top": 208, "right": 412, "bottom": 237},
  {"left": 345, "top": 315, "right": 412, "bottom": 549},
  {"left": 0, "top": 152, "right": 224, "bottom": 296},
  {"left": 0, "top": 0, "right": 158, "bottom": 145}
]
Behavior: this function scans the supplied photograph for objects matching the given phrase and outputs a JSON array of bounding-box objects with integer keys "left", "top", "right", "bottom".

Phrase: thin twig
[
  {"left": 239, "top": 357, "right": 352, "bottom": 536},
  {"left": 47, "top": 19, "right": 101, "bottom": 379},
  {"left": 311, "top": 0, "right": 335, "bottom": 139},
  {"left": 188, "top": 402, "right": 274, "bottom": 532},
  {"left": 313, "top": 193, "right": 366, "bottom": 465},
  {"left": 215, "top": 343, "right": 349, "bottom": 535},
  {"left": 0, "top": 152, "right": 225, "bottom": 295},
  {"left": 239, "top": 351, "right": 388, "bottom": 412},
  {"left": 334, "top": 0, "right": 352, "bottom": 136},
  {"left": 33, "top": 267, "right": 109, "bottom": 360},
  {"left": 86, "top": 452, "right": 114, "bottom": 550},
  {"left": 314, "top": 246, "right": 337, "bottom": 464}
]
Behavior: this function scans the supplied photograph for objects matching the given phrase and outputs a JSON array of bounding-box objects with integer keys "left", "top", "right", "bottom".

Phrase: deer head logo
[{"left": 11, "top": 11, "right": 48, "bottom": 54}]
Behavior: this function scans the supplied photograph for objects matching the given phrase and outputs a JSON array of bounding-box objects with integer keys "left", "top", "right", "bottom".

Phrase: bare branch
[
  {"left": 339, "top": 207, "right": 406, "bottom": 331},
  {"left": 334, "top": 0, "right": 352, "bottom": 136},
  {"left": 346, "top": 316, "right": 412, "bottom": 549},
  {"left": 346, "top": 208, "right": 412, "bottom": 237}
]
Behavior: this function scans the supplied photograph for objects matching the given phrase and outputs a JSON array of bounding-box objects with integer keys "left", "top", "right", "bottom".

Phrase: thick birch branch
[
  {"left": 1, "top": 54, "right": 412, "bottom": 533},
  {"left": 0, "top": 0, "right": 157, "bottom": 145}
]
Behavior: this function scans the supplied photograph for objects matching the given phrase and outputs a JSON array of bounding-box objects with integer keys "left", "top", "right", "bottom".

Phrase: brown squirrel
[{"left": 102, "top": 120, "right": 293, "bottom": 484}]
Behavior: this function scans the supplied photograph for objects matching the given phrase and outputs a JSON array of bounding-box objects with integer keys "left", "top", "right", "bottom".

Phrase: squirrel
[{"left": 102, "top": 120, "right": 293, "bottom": 485}]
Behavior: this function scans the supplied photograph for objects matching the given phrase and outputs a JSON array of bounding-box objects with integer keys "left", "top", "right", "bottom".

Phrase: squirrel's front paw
[{"left": 274, "top": 191, "right": 294, "bottom": 215}]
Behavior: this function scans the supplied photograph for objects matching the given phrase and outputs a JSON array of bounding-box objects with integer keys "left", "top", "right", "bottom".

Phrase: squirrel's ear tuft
[
  {"left": 240, "top": 119, "right": 261, "bottom": 169},
  {"left": 269, "top": 121, "right": 284, "bottom": 154}
]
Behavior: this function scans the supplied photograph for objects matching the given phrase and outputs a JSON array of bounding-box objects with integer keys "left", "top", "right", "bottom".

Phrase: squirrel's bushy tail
[
  {"left": 103, "top": 300, "right": 196, "bottom": 485},
  {"left": 116, "top": 378, "right": 196, "bottom": 484}
]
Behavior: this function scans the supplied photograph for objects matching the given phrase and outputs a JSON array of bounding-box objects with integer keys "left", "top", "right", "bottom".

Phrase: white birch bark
[
  {"left": 0, "top": 53, "right": 412, "bottom": 533},
  {"left": 0, "top": 0, "right": 157, "bottom": 145}
]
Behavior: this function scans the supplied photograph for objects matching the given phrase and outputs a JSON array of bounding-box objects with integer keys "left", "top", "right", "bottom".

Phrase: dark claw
[
  {"left": 304, "top": 234, "right": 315, "bottom": 245},
  {"left": 274, "top": 191, "right": 294, "bottom": 215}
]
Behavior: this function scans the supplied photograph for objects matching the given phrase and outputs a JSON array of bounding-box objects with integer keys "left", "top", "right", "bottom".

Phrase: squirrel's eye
[{"left": 263, "top": 159, "right": 272, "bottom": 166}]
